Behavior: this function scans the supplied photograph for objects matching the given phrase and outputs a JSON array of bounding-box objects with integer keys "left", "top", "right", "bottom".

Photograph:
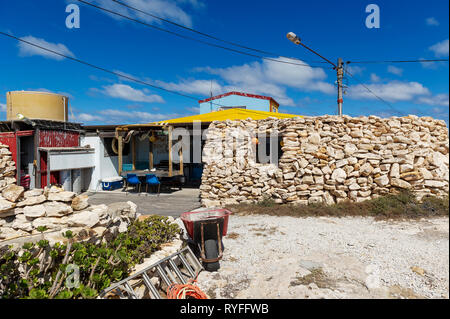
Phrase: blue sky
[{"left": 0, "top": 0, "right": 448, "bottom": 124}]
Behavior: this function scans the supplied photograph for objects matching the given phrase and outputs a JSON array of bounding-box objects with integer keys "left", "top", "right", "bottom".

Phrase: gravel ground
[{"left": 195, "top": 214, "right": 449, "bottom": 299}]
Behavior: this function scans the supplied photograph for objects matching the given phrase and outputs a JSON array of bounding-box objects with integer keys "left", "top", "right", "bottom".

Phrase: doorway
[{"left": 18, "top": 135, "right": 35, "bottom": 189}]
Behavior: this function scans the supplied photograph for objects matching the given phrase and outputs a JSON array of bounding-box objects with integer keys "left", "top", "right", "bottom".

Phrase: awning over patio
[
  {"left": 156, "top": 108, "right": 302, "bottom": 124},
  {"left": 115, "top": 109, "right": 302, "bottom": 177},
  {"left": 117, "top": 108, "right": 302, "bottom": 129}
]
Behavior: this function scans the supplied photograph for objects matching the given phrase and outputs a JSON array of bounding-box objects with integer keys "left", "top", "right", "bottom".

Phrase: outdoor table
[{"left": 121, "top": 169, "right": 170, "bottom": 178}]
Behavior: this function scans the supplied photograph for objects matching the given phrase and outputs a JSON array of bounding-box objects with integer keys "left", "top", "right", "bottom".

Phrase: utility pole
[
  {"left": 336, "top": 58, "right": 344, "bottom": 116},
  {"left": 287, "top": 32, "right": 345, "bottom": 116}
]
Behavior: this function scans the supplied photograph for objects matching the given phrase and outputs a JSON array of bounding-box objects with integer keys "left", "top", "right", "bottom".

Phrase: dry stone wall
[
  {"left": 0, "top": 143, "right": 17, "bottom": 191},
  {"left": 200, "top": 115, "right": 449, "bottom": 207},
  {"left": 0, "top": 142, "right": 138, "bottom": 245}
]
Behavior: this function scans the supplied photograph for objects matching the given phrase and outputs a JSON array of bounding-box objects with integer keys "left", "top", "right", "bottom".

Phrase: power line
[
  {"left": 344, "top": 68, "right": 405, "bottom": 116},
  {"left": 0, "top": 31, "right": 229, "bottom": 107},
  {"left": 111, "top": 0, "right": 328, "bottom": 65},
  {"left": 347, "top": 59, "right": 449, "bottom": 64},
  {"left": 76, "top": 0, "right": 332, "bottom": 70}
]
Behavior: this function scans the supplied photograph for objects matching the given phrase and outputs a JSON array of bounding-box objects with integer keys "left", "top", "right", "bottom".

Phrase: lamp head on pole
[
  {"left": 16, "top": 113, "right": 36, "bottom": 127},
  {"left": 286, "top": 32, "right": 301, "bottom": 45}
]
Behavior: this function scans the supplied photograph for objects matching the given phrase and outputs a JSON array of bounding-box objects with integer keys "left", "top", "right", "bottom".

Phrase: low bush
[
  {"left": 0, "top": 215, "right": 180, "bottom": 299},
  {"left": 227, "top": 191, "right": 449, "bottom": 219}
]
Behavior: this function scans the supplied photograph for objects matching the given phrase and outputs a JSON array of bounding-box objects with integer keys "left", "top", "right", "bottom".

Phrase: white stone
[
  {"left": 424, "top": 180, "right": 446, "bottom": 188},
  {"left": 11, "top": 214, "right": 33, "bottom": 232},
  {"left": 23, "top": 189, "right": 44, "bottom": 198},
  {"left": 331, "top": 168, "right": 347, "bottom": 183},
  {"left": 0, "top": 198, "right": 16, "bottom": 215},
  {"left": 23, "top": 204, "right": 46, "bottom": 218},
  {"left": 308, "top": 133, "right": 321, "bottom": 145},
  {"left": 390, "top": 163, "right": 400, "bottom": 178},
  {"left": 359, "top": 163, "right": 373, "bottom": 176},
  {"left": 17, "top": 195, "right": 47, "bottom": 207},
  {"left": 344, "top": 143, "right": 358, "bottom": 155},
  {"left": 67, "top": 210, "right": 100, "bottom": 228},
  {"left": 374, "top": 175, "right": 389, "bottom": 187},
  {"left": 44, "top": 201, "right": 73, "bottom": 217},
  {"left": 71, "top": 194, "right": 89, "bottom": 211},
  {"left": 1, "top": 184, "right": 24, "bottom": 202},
  {"left": 47, "top": 191, "right": 76, "bottom": 202},
  {"left": 390, "top": 178, "right": 412, "bottom": 189}
]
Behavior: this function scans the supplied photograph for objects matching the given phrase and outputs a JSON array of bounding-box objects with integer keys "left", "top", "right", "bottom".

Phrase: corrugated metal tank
[{"left": 6, "top": 91, "right": 69, "bottom": 122}]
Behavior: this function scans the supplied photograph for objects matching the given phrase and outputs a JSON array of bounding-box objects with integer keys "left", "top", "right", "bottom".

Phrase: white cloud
[
  {"left": 196, "top": 57, "right": 334, "bottom": 106},
  {"left": 25, "top": 88, "right": 74, "bottom": 99},
  {"left": 98, "top": 109, "right": 182, "bottom": 122},
  {"left": 73, "top": 113, "right": 103, "bottom": 122},
  {"left": 113, "top": 70, "right": 140, "bottom": 82},
  {"left": 426, "top": 17, "right": 439, "bottom": 26},
  {"left": 370, "top": 73, "right": 381, "bottom": 82},
  {"left": 94, "top": 0, "right": 197, "bottom": 27},
  {"left": 70, "top": 109, "right": 183, "bottom": 124},
  {"left": 186, "top": 106, "right": 200, "bottom": 113},
  {"left": 100, "top": 84, "right": 165, "bottom": 103},
  {"left": 387, "top": 65, "right": 403, "bottom": 76},
  {"left": 348, "top": 81, "right": 430, "bottom": 102},
  {"left": 0, "top": 103, "right": 6, "bottom": 112},
  {"left": 176, "top": 0, "right": 205, "bottom": 9},
  {"left": 346, "top": 65, "right": 365, "bottom": 75},
  {"left": 417, "top": 93, "right": 449, "bottom": 107},
  {"left": 429, "top": 39, "right": 449, "bottom": 57},
  {"left": 154, "top": 79, "right": 223, "bottom": 96},
  {"left": 18, "top": 36, "right": 74, "bottom": 60}
]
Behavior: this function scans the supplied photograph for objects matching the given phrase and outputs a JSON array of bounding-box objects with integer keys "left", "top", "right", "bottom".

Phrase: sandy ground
[{"left": 194, "top": 214, "right": 449, "bottom": 299}]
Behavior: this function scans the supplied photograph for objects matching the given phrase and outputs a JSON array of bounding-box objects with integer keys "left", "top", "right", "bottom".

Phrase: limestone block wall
[
  {"left": 200, "top": 115, "right": 449, "bottom": 207},
  {"left": 0, "top": 143, "right": 17, "bottom": 190},
  {"left": 0, "top": 142, "right": 138, "bottom": 244}
]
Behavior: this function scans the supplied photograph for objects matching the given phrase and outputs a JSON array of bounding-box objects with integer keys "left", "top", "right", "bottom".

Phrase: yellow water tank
[{"left": 6, "top": 91, "right": 69, "bottom": 122}]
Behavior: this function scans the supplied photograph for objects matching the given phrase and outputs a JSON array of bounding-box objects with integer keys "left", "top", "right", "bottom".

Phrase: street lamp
[
  {"left": 286, "top": 31, "right": 344, "bottom": 116},
  {"left": 16, "top": 113, "right": 36, "bottom": 127},
  {"left": 286, "top": 32, "right": 301, "bottom": 45}
]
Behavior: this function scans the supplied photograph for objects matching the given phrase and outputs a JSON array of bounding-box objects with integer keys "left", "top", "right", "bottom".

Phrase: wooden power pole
[{"left": 337, "top": 57, "right": 344, "bottom": 116}]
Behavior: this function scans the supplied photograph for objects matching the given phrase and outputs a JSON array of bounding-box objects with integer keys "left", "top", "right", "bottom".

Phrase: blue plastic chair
[
  {"left": 126, "top": 173, "right": 141, "bottom": 193},
  {"left": 145, "top": 174, "right": 161, "bottom": 195}
]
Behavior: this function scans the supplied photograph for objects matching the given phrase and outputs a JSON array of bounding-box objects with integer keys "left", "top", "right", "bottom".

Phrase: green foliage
[
  {"left": 0, "top": 215, "right": 180, "bottom": 299},
  {"left": 256, "top": 196, "right": 277, "bottom": 208}
]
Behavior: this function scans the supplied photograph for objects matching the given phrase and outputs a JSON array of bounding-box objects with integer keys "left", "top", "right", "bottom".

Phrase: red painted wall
[
  {"left": 39, "top": 130, "right": 79, "bottom": 187},
  {"left": 0, "top": 132, "right": 17, "bottom": 164},
  {"left": 0, "top": 129, "right": 80, "bottom": 187}
]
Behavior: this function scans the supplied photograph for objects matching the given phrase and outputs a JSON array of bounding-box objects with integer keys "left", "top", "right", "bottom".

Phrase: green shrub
[{"left": 0, "top": 215, "right": 180, "bottom": 299}]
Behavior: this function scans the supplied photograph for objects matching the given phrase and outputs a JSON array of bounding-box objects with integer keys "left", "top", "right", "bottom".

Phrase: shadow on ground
[{"left": 85, "top": 188, "right": 201, "bottom": 217}]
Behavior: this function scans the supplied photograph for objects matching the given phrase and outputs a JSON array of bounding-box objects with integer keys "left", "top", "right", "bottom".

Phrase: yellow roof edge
[{"left": 117, "top": 108, "right": 302, "bottom": 129}]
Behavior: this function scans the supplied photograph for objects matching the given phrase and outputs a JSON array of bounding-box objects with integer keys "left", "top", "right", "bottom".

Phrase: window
[
  {"left": 217, "top": 106, "right": 247, "bottom": 111},
  {"left": 103, "top": 137, "right": 130, "bottom": 157},
  {"left": 256, "top": 134, "right": 282, "bottom": 164}
]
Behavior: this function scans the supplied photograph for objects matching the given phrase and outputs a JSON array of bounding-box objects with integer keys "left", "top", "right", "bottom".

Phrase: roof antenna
[{"left": 210, "top": 80, "right": 213, "bottom": 112}]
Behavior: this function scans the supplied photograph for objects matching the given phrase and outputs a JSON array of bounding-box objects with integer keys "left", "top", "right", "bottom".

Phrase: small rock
[
  {"left": 1, "top": 184, "right": 25, "bottom": 202},
  {"left": 47, "top": 191, "right": 76, "bottom": 202},
  {"left": 17, "top": 195, "right": 47, "bottom": 207},
  {"left": 0, "top": 198, "right": 16, "bottom": 216},
  {"left": 23, "top": 189, "right": 44, "bottom": 198},
  {"left": 411, "top": 266, "right": 425, "bottom": 276},
  {"left": 23, "top": 204, "right": 46, "bottom": 218},
  {"left": 71, "top": 194, "right": 89, "bottom": 211},
  {"left": 44, "top": 201, "right": 73, "bottom": 217},
  {"left": 67, "top": 210, "right": 100, "bottom": 228}
]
